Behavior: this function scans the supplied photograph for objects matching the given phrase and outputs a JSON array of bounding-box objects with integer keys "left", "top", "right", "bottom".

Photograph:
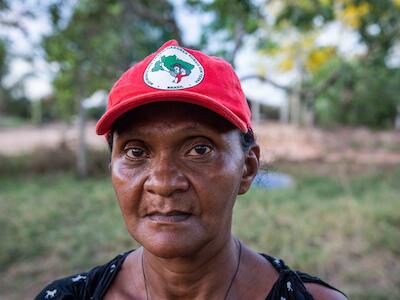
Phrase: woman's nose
[{"left": 144, "top": 155, "right": 189, "bottom": 197}]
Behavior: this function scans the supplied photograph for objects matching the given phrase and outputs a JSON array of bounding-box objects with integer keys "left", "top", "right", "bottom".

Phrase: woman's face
[{"left": 110, "top": 102, "right": 258, "bottom": 258}]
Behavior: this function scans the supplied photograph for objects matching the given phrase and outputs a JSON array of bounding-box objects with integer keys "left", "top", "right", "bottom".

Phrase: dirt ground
[
  {"left": 1, "top": 121, "right": 399, "bottom": 165},
  {"left": 253, "top": 122, "right": 400, "bottom": 165}
]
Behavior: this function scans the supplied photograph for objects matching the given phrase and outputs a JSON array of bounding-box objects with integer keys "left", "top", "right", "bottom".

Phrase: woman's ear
[{"left": 238, "top": 144, "right": 260, "bottom": 195}]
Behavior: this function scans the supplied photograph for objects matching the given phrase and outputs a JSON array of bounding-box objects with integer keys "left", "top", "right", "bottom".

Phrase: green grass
[{"left": 1, "top": 165, "right": 399, "bottom": 299}]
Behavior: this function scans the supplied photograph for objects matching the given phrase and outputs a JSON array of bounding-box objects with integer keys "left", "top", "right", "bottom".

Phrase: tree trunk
[
  {"left": 31, "top": 100, "right": 42, "bottom": 125},
  {"left": 303, "top": 104, "right": 315, "bottom": 127},
  {"left": 76, "top": 72, "right": 87, "bottom": 178},
  {"left": 303, "top": 95, "right": 315, "bottom": 127},
  {"left": 77, "top": 97, "right": 87, "bottom": 178},
  {"left": 395, "top": 105, "right": 400, "bottom": 130},
  {"left": 289, "top": 91, "right": 301, "bottom": 125}
]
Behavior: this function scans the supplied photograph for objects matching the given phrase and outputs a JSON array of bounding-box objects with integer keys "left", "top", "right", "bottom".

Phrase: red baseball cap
[{"left": 95, "top": 40, "right": 252, "bottom": 135}]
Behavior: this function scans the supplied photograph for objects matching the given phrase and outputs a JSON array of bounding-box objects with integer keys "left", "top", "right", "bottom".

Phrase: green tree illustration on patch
[{"left": 152, "top": 55, "right": 195, "bottom": 83}]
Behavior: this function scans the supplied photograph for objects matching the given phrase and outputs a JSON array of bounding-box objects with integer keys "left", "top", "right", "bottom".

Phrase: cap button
[{"left": 160, "top": 39, "right": 180, "bottom": 49}]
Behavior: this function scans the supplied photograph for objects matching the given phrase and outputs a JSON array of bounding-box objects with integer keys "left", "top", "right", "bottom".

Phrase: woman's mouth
[{"left": 147, "top": 212, "right": 192, "bottom": 223}]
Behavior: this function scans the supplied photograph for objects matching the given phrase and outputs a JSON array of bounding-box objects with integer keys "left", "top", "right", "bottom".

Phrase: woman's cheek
[
  {"left": 112, "top": 160, "right": 144, "bottom": 211},
  {"left": 112, "top": 158, "right": 143, "bottom": 185}
]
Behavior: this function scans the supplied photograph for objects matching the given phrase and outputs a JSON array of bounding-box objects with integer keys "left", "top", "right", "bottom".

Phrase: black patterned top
[{"left": 34, "top": 251, "right": 346, "bottom": 300}]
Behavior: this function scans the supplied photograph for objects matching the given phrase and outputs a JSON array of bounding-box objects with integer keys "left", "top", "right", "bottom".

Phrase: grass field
[{"left": 1, "top": 163, "right": 399, "bottom": 299}]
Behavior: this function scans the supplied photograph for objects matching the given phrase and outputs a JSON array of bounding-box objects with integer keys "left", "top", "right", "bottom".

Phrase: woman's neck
[{"left": 141, "top": 236, "right": 241, "bottom": 300}]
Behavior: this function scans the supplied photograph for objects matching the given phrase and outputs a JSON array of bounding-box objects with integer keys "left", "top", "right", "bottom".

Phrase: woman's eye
[
  {"left": 187, "top": 145, "right": 212, "bottom": 156},
  {"left": 125, "top": 147, "right": 146, "bottom": 159}
]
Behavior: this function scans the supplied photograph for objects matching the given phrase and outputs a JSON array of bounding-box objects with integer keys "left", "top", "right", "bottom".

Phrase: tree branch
[
  {"left": 0, "top": 19, "right": 29, "bottom": 36},
  {"left": 125, "top": 1, "right": 182, "bottom": 43},
  {"left": 240, "top": 74, "right": 295, "bottom": 93},
  {"left": 230, "top": 22, "right": 245, "bottom": 68},
  {"left": 306, "top": 67, "right": 343, "bottom": 99}
]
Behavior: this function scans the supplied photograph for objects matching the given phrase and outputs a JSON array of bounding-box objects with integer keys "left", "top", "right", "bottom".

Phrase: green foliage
[
  {"left": 0, "top": 39, "right": 7, "bottom": 78},
  {"left": 275, "top": 0, "right": 335, "bottom": 31},
  {"left": 0, "top": 39, "right": 32, "bottom": 120},
  {"left": 0, "top": 39, "right": 10, "bottom": 113},
  {"left": 186, "top": 0, "right": 263, "bottom": 61},
  {"left": 0, "top": 0, "right": 9, "bottom": 10},
  {"left": 0, "top": 1, "right": 40, "bottom": 120},
  {"left": 1, "top": 96, "right": 31, "bottom": 118},
  {"left": 188, "top": 0, "right": 400, "bottom": 128},
  {"left": 274, "top": 0, "right": 400, "bottom": 65},
  {"left": 271, "top": 0, "right": 400, "bottom": 128},
  {"left": 313, "top": 58, "right": 400, "bottom": 128},
  {"left": 190, "top": 0, "right": 259, "bottom": 32},
  {"left": 43, "top": 0, "right": 181, "bottom": 121},
  {"left": 275, "top": 0, "right": 400, "bottom": 57}
]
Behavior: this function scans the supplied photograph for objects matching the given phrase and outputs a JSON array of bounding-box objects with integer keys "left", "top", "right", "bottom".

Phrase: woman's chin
[
  {"left": 133, "top": 232, "right": 208, "bottom": 259},
  {"left": 146, "top": 246, "right": 192, "bottom": 259}
]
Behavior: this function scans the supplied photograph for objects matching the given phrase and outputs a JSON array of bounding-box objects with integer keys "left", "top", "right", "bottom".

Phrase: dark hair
[
  {"left": 107, "top": 128, "right": 255, "bottom": 153},
  {"left": 239, "top": 129, "right": 256, "bottom": 152}
]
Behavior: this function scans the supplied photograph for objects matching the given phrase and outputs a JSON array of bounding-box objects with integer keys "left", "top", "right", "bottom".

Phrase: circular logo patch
[{"left": 144, "top": 46, "right": 204, "bottom": 90}]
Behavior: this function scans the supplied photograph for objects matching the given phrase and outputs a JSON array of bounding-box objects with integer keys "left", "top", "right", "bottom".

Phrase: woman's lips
[{"left": 147, "top": 212, "right": 191, "bottom": 223}]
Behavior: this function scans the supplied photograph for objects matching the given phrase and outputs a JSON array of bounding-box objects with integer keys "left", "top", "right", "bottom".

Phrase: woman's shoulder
[
  {"left": 305, "top": 282, "right": 348, "bottom": 300},
  {"left": 298, "top": 270, "right": 347, "bottom": 299},
  {"left": 34, "top": 250, "right": 132, "bottom": 300},
  {"left": 259, "top": 253, "right": 348, "bottom": 300}
]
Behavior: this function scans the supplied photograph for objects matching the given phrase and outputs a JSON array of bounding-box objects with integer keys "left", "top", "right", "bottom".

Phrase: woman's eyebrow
[{"left": 120, "top": 123, "right": 216, "bottom": 137}]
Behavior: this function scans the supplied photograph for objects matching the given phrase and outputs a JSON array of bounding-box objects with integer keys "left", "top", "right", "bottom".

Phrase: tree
[
  {"left": 187, "top": 0, "right": 400, "bottom": 128},
  {"left": 43, "top": 0, "right": 182, "bottom": 177},
  {"left": 267, "top": 0, "right": 400, "bottom": 126},
  {"left": 186, "top": 0, "right": 263, "bottom": 67},
  {"left": 0, "top": 38, "right": 8, "bottom": 112},
  {"left": 0, "top": 0, "right": 36, "bottom": 120},
  {"left": 313, "top": 57, "right": 400, "bottom": 128}
]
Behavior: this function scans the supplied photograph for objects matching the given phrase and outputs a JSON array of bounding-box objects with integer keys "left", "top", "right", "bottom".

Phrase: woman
[{"left": 35, "top": 40, "right": 347, "bottom": 300}]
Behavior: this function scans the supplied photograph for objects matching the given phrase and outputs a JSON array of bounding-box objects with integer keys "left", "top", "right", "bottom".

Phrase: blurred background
[{"left": 0, "top": 0, "right": 399, "bottom": 299}]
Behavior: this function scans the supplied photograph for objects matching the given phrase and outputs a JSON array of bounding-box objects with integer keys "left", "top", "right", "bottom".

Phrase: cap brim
[{"left": 95, "top": 91, "right": 248, "bottom": 135}]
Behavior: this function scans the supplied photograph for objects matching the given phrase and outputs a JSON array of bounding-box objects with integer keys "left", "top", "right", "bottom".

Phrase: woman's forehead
[{"left": 113, "top": 102, "right": 237, "bottom": 135}]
